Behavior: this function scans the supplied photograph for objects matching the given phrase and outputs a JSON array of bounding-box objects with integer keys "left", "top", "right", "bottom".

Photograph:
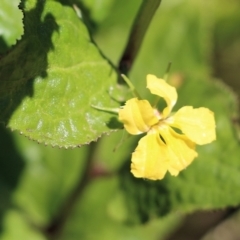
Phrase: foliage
[{"left": 0, "top": 0, "right": 240, "bottom": 239}]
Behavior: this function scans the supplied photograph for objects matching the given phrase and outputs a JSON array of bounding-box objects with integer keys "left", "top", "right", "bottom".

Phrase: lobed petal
[
  {"left": 119, "top": 98, "right": 159, "bottom": 135},
  {"left": 159, "top": 125, "right": 198, "bottom": 176},
  {"left": 169, "top": 106, "right": 216, "bottom": 145},
  {"left": 131, "top": 130, "right": 169, "bottom": 180},
  {"left": 146, "top": 74, "right": 177, "bottom": 117}
]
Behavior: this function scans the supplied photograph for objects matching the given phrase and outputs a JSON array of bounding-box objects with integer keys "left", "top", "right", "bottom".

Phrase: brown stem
[
  {"left": 44, "top": 142, "right": 98, "bottom": 239},
  {"left": 118, "top": 0, "right": 161, "bottom": 77}
]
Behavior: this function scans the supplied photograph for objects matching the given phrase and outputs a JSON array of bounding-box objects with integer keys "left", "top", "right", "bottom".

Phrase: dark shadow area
[
  {"left": 107, "top": 116, "right": 123, "bottom": 129},
  {"left": 165, "top": 209, "right": 233, "bottom": 240},
  {"left": 0, "top": 0, "right": 59, "bottom": 124},
  {"left": 0, "top": 125, "right": 25, "bottom": 234},
  {"left": 0, "top": 37, "right": 9, "bottom": 55},
  {"left": 119, "top": 153, "right": 171, "bottom": 224}
]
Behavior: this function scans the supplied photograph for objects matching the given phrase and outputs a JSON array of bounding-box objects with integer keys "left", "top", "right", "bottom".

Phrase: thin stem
[
  {"left": 44, "top": 142, "right": 98, "bottom": 240},
  {"left": 118, "top": 0, "right": 162, "bottom": 77},
  {"left": 121, "top": 74, "right": 142, "bottom": 99},
  {"left": 91, "top": 105, "right": 119, "bottom": 114},
  {"left": 163, "top": 62, "right": 172, "bottom": 81}
]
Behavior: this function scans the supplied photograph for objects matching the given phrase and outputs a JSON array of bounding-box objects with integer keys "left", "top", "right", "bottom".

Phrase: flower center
[{"left": 153, "top": 108, "right": 162, "bottom": 120}]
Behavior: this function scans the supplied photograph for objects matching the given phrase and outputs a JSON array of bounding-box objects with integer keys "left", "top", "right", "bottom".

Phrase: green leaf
[
  {"left": 0, "top": 210, "right": 46, "bottom": 240},
  {"left": 94, "top": 0, "right": 142, "bottom": 65},
  {"left": 76, "top": 0, "right": 115, "bottom": 23},
  {"left": 0, "top": 0, "right": 120, "bottom": 148},
  {"left": 12, "top": 132, "right": 89, "bottom": 226},
  {"left": 0, "top": 129, "right": 90, "bottom": 238},
  {"left": 0, "top": 0, "right": 24, "bottom": 53},
  {"left": 168, "top": 77, "right": 240, "bottom": 212},
  {"left": 0, "top": 128, "right": 181, "bottom": 240},
  {"left": 93, "top": 0, "right": 240, "bottom": 220},
  {"left": 60, "top": 177, "right": 182, "bottom": 240},
  {"left": 116, "top": 77, "right": 240, "bottom": 222}
]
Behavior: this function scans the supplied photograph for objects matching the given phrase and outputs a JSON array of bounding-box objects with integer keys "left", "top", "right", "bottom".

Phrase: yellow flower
[{"left": 118, "top": 74, "right": 216, "bottom": 180}]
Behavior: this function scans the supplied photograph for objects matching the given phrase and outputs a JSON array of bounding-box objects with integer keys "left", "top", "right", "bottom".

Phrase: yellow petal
[
  {"left": 118, "top": 98, "right": 159, "bottom": 135},
  {"left": 159, "top": 125, "right": 198, "bottom": 176},
  {"left": 169, "top": 106, "right": 216, "bottom": 145},
  {"left": 146, "top": 74, "right": 177, "bottom": 117},
  {"left": 131, "top": 131, "right": 169, "bottom": 180}
]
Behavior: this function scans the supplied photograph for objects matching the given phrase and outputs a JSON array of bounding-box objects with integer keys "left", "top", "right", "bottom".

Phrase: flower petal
[
  {"left": 119, "top": 98, "right": 159, "bottom": 135},
  {"left": 159, "top": 125, "right": 198, "bottom": 176},
  {"left": 131, "top": 131, "right": 169, "bottom": 180},
  {"left": 147, "top": 74, "right": 177, "bottom": 117},
  {"left": 169, "top": 106, "right": 216, "bottom": 145}
]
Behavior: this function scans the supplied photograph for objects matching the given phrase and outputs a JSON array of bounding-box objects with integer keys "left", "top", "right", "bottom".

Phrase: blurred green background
[{"left": 1, "top": 0, "right": 240, "bottom": 239}]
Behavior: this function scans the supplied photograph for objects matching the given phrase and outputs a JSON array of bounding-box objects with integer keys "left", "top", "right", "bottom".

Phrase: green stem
[
  {"left": 163, "top": 62, "right": 172, "bottom": 81},
  {"left": 118, "top": 0, "right": 162, "bottom": 78},
  {"left": 91, "top": 105, "right": 119, "bottom": 114},
  {"left": 121, "top": 74, "right": 142, "bottom": 99}
]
